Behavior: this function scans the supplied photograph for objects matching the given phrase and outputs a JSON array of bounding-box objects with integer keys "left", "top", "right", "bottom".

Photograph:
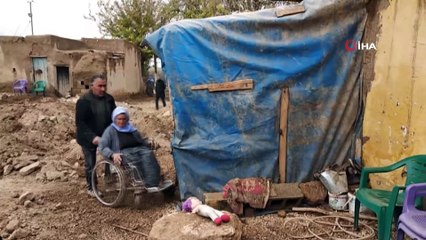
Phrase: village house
[{"left": 0, "top": 35, "right": 145, "bottom": 96}]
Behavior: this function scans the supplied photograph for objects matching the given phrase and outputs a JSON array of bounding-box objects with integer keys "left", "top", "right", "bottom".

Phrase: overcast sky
[{"left": 0, "top": 0, "right": 102, "bottom": 40}]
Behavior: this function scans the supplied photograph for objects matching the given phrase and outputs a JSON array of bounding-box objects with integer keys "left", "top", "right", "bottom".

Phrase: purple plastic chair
[
  {"left": 397, "top": 182, "right": 426, "bottom": 240},
  {"left": 12, "top": 79, "right": 28, "bottom": 93}
]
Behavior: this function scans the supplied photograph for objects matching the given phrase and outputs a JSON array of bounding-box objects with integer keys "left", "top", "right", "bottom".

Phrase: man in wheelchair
[{"left": 98, "top": 106, "right": 161, "bottom": 188}]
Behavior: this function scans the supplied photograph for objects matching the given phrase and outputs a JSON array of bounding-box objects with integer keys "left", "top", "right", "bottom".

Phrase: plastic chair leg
[
  {"left": 382, "top": 215, "right": 393, "bottom": 240},
  {"left": 377, "top": 208, "right": 393, "bottom": 240},
  {"left": 377, "top": 215, "right": 385, "bottom": 240},
  {"left": 396, "top": 228, "right": 404, "bottom": 240},
  {"left": 354, "top": 198, "right": 360, "bottom": 230}
]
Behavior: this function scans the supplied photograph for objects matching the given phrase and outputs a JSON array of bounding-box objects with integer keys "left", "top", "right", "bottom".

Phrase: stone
[
  {"left": 162, "top": 111, "right": 171, "bottom": 117},
  {"left": 1, "top": 232, "right": 10, "bottom": 239},
  {"left": 0, "top": 219, "right": 8, "bottom": 229},
  {"left": 18, "top": 192, "right": 35, "bottom": 205},
  {"left": 24, "top": 200, "right": 34, "bottom": 208},
  {"left": 35, "top": 197, "right": 45, "bottom": 205},
  {"left": 32, "top": 224, "right": 40, "bottom": 230},
  {"left": 35, "top": 172, "right": 45, "bottom": 181},
  {"left": 34, "top": 230, "right": 55, "bottom": 240},
  {"left": 78, "top": 233, "right": 88, "bottom": 239},
  {"left": 38, "top": 115, "right": 47, "bottom": 122},
  {"left": 45, "top": 170, "right": 65, "bottom": 181},
  {"left": 8, "top": 228, "right": 29, "bottom": 239},
  {"left": 73, "top": 162, "right": 80, "bottom": 169},
  {"left": 28, "top": 209, "right": 40, "bottom": 217},
  {"left": 5, "top": 219, "right": 20, "bottom": 233},
  {"left": 54, "top": 203, "right": 63, "bottom": 210},
  {"left": 14, "top": 155, "right": 39, "bottom": 162},
  {"left": 3, "top": 165, "right": 13, "bottom": 175},
  {"left": 13, "top": 160, "right": 32, "bottom": 170},
  {"left": 149, "top": 212, "right": 242, "bottom": 240},
  {"left": 59, "top": 160, "right": 72, "bottom": 168},
  {"left": 19, "top": 161, "right": 41, "bottom": 176},
  {"left": 277, "top": 210, "right": 287, "bottom": 218}
]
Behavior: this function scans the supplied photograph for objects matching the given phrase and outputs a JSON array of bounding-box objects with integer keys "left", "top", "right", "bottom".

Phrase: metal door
[
  {"left": 56, "top": 66, "right": 70, "bottom": 96},
  {"left": 32, "top": 57, "right": 48, "bottom": 82}
]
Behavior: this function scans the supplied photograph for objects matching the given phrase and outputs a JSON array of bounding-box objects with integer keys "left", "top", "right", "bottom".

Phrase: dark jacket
[
  {"left": 155, "top": 79, "right": 166, "bottom": 97},
  {"left": 75, "top": 91, "right": 116, "bottom": 148}
]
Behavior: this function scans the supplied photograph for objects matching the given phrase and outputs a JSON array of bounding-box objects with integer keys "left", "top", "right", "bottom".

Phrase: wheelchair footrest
[
  {"left": 146, "top": 180, "right": 174, "bottom": 193},
  {"left": 146, "top": 187, "right": 161, "bottom": 193}
]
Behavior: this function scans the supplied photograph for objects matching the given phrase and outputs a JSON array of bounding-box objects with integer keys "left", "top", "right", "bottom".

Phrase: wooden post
[{"left": 279, "top": 88, "right": 289, "bottom": 183}]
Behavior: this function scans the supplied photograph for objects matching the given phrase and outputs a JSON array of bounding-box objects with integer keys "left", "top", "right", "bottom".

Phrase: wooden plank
[
  {"left": 191, "top": 84, "right": 210, "bottom": 90},
  {"left": 275, "top": 4, "right": 305, "bottom": 18},
  {"left": 204, "top": 183, "right": 303, "bottom": 207},
  {"left": 191, "top": 79, "right": 253, "bottom": 92},
  {"left": 204, "top": 192, "right": 223, "bottom": 203},
  {"left": 270, "top": 183, "right": 303, "bottom": 200},
  {"left": 208, "top": 79, "right": 253, "bottom": 92},
  {"left": 269, "top": 184, "right": 278, "bottom": 197},
  {"left": 279, "top": 88, "right": 289, "bottom": 183}
]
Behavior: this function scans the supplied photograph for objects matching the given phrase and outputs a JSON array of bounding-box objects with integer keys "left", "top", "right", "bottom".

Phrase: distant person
[
  {"left": 98, "top": 106, "right": 161, "bottom": 188},
  {"left": 155, "top": 78, "right": 166, "bottom": 110},
  {"left": 75, "top": 74, "right": 116, "bottom": 197},
  {"left": 146, "top": 75, "right": 155, "bottom": 97}
]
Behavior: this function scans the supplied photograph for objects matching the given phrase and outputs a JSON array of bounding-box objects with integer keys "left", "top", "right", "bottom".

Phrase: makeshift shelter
[{"left": 145, "top": 0, "right": 368, "bottom": 200}]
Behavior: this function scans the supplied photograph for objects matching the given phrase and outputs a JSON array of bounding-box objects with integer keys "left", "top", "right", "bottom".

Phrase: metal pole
[{"left": 28, "top": 1, "right": 34, "bottom": 35}]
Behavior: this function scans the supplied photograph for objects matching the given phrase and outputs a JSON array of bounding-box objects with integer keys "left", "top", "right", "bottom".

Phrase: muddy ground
[{"left": 0, "top": 93, "right": 378, "bottom": 240}]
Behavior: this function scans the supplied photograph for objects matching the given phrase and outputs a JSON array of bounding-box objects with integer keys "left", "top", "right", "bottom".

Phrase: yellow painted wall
[{"left": 363, "top": 0, "right": 426, "bottom": 189}]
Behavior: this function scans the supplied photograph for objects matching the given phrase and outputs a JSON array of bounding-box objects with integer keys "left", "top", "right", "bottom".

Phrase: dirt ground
[{"left": 0, "top": 92, "right": 378, "bottom": 240}]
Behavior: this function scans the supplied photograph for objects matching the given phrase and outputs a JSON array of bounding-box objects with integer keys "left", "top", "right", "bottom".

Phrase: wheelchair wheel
[{"left": 91, "top": 160, "right": 126, "bottom": 207}]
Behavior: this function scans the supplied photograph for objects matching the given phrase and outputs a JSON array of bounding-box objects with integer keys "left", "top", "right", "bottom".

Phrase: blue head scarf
[{"left": 111, "top": 106, "right": 137, "bottom": 132}]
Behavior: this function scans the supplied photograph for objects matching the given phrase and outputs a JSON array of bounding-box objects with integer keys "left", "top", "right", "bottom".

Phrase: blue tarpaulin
[{"left": 145, "top": 0, "right": 368, "bottom": 200}]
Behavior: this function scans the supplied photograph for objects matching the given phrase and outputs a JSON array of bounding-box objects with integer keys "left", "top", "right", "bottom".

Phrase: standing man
[
  {"left": 75, "top": 74, "right": 116, "bottom": 197},
  {"left": 155, "top": 77, "right": 166, "bottom": 110},
  {"left": 146, "top": 75, "right": 155, "bottom": 97}
]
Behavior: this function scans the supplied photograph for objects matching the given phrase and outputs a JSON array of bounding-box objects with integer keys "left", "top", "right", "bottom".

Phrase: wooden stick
[
  {"left": 275, "top": 4, "right": 305, "bottom": 17},
  {"left": 112, "top": 224, "right": 148, "bottom": 237},
  {"left": 291, "top": 207, "right": 377, "bottom": 221},
  {"left": 292, "top": 207, "right": 329, "bottom": 215},
  {"left": 191, "top": 79, "right": 253, "bottom": 92}
]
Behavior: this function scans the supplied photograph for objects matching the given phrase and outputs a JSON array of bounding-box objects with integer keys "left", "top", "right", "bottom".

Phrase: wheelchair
[{"left": 91, "top": 159, "right": 175, "bottom": 208}]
